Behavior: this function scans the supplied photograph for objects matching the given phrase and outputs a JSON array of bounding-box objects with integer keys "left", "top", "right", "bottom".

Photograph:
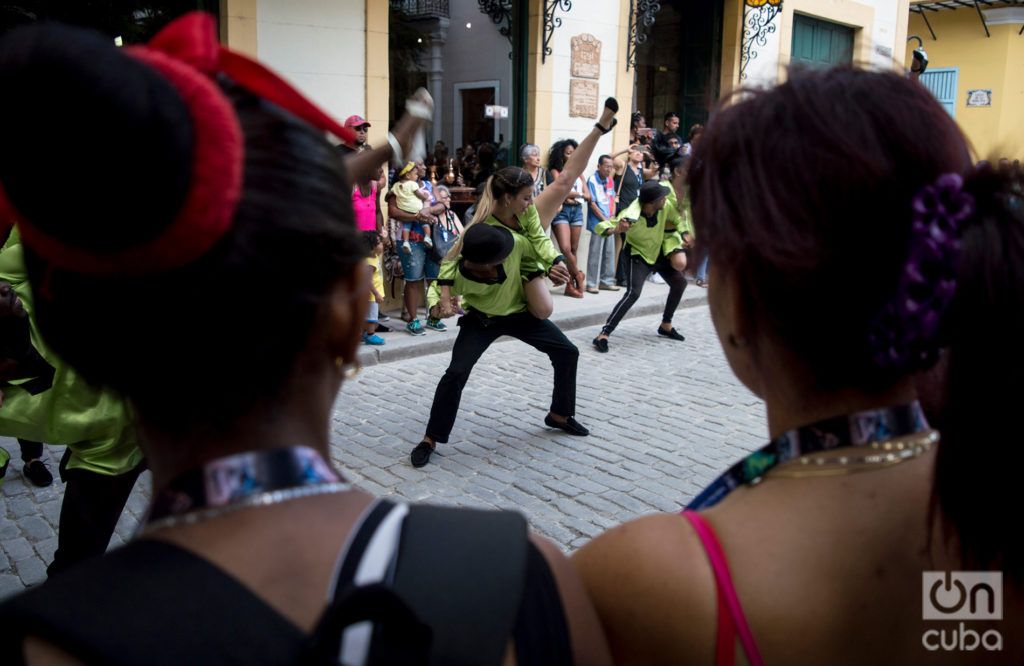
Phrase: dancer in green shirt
[
  {"left": 411, "top": 98, "right": 620, "bottom": 467},
  {"left": 592, "top": 157, "right": 691, "bottom": 353}
]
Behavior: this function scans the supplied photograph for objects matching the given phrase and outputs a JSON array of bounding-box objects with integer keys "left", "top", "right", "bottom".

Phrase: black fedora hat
[
  {"left": 639, "top": 181, "right": 671, "bottom": 205},
  {"left": 462, "top": 223, "right": 515, "bottom": 265}
]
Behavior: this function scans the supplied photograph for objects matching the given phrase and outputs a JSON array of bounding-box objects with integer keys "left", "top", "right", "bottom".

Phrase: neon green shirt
[
  {"left": 431, "top": 206, "right": 562, "bottom": 316},
  {"left": 594, "top": 181, "right": 687, "bottom": 265},
  {"left": 0, "top": 229, "right": 140, "bottom": 476}
]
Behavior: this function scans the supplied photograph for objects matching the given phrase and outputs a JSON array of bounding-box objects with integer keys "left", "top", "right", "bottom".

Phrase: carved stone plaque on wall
[
  {"left": 569, "top": 79, "right": 599, "bottom": 119},
  {"left": 571, "top": 34, "right": 601, "bottom": 79}
]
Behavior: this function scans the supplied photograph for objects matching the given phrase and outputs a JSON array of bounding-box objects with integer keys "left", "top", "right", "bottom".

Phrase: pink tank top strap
[{"left": 681, "top": 511, "right": 764, "bottom": 666}]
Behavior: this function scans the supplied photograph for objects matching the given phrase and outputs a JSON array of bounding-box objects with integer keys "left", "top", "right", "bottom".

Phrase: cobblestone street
[{"left": 0, "top": 305, "right": 766, "bottom": 600}]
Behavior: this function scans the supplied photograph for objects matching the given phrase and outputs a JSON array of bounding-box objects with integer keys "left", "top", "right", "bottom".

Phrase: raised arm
[
  {"left": 534, "top": 98, "right": 619, "bottom": 229},
  {"left": 345, "top": 89, "right": 433, "bottom": 187}
]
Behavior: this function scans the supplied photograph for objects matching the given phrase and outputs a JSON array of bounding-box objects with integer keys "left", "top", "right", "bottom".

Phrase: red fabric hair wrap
[{"left": 2, "top": 12, "right": 357, "bottom": 276}]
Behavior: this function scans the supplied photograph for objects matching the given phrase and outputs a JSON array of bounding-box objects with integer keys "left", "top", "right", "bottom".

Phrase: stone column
[{"left": 425, "top": 18, "right": 450, "bottom": 147}]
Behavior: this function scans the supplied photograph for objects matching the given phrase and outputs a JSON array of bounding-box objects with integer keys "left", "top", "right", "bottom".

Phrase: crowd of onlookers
[
  {"left": 350, "top": 111, "right": 710, "bottom": 345},
  {"left": 5, "top": 15, "right": 1024, "bottom": 661}
]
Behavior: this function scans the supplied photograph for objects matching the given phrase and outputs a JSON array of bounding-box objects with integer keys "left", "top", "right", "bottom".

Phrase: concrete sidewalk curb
[{"left": 358, "top": 288, "right": 708, "bottom": 366}]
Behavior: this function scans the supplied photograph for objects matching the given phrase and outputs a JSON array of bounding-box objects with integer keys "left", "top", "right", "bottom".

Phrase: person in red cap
[{"left": 340, "top": 114, "right": 371, "bottom": 155}]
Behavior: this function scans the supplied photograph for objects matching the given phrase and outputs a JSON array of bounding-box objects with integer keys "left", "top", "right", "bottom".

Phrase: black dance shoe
[
  {"left": 544, "top": 415, "right": 590, "bottom": 436},
  {"left": 411, "top": 441, "right": 435, "bottom": 468},
  {"left": 657, "top": 327, "right": 685, "bottom": 342}
]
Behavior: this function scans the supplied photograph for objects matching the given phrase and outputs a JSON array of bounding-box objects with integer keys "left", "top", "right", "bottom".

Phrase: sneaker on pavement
[
  {"left": 362, "top": 332, "right": 386, "bottom": 345},
  {"left": 406, "top": 319, "right": 427, "bottom": 336},
  {"left": 585, "top": 287, "right": 599, "bottom": 294},
  {"left": 375, "top": 323, "right": 392, "bottom": 333},
  {"left": 378, "top": 312, "right": 391, "bottom": 322},
  {"left": 657, "top": 327, "right": 685, "bottom": 341},
  {"left": 425, "top": 318, "right": 447, "bottom": 332},
  {"left": 592, "top": 337, "right": 609, "bottom": 353},
  {"left": 599, "top": 283, "right": 621, "bottom": 291},
  {"left": 648, "top": 273, "right": 666, "bottom": 284}
]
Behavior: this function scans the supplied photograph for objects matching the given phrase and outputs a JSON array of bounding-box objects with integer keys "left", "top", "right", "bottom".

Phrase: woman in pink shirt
[{"left": 352, "top": 162, "right": 383, "bottom": 234}]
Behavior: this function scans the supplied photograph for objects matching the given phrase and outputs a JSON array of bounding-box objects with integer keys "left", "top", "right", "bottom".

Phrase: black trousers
[
  {"left": 47, "top": 448, "right": 144, "bottom": 577},
  {"left": 17, "top": 439, "right": 43, "bottom": 462},
  {"left": 601, "top": 252, "right": 688, "bottom": 336},
  {"left": 615, "top": 242, "right": 631, "bottom": 286},
  {"left": 426, "top": 310, "right": 579, "bottom": 443}
]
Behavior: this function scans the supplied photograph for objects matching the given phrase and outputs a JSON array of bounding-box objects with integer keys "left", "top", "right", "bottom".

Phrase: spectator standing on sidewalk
[
  {"left": 338, "top": 114, "right": 370, "bottom": 156},
  {"left": 352, "top": 161, "right": 383, "bottom": 234},
  {"left": 548, "top": 139, "right": 588, "bottom": 298},
  {"left": 387, "top": 179, "right": 446, "bottom": 335},
  {"left": 585, "top": 155, "right": 618, "bottom": 294},
  {"left": 682, "top": 123, "right": 703, "bottom": 157},
  {"left": 630, "top": 111, "right": 654, "bottom": 148},
  {"left": 652, "top": 111, "right": 682, "bottom": 171},
  {"left": 362, "top": 232, "right": 386, "bottom": 346},
  {"left": 521, "top": 143, "right": 547, "bottom": 199}
]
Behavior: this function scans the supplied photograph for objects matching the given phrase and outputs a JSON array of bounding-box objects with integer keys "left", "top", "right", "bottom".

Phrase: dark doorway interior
[
  {"left": 460, "top": 87, "right": 496, "bottom": 147},
  {"left": 635, "top": 0, "right": 724, "bottom": 136}
]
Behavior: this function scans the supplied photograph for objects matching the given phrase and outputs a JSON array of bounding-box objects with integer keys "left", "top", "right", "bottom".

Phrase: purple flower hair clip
[{"left": 868, "top": 173, "right": 974, "bottom": 371}]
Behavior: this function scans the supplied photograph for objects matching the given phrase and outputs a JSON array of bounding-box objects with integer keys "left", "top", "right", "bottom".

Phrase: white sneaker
[
  {"left": 648, "top": 273, "right": 666, "bottom": 284},
  {"left": 423, "top": 235, "right": 434, "bottom": 249},
  {"left": 402, "top": 241, "right": 412, "bottom": 255}
]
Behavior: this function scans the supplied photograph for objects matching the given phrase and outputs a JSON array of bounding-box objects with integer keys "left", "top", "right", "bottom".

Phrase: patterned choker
[
  {"left": 687, "top": 402, "right": 932, "bottom": 510},
  {"left": 141, "top": 446, "right": 350, "bottom": 534}
]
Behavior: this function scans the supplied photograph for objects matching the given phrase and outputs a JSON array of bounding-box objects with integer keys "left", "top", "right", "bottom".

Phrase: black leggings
[
  {"left": 426, "top": 310, "right": 579, "bottom": 444},
  {"left": 601, "top": 252, "right": 687, "bottom": 336}
]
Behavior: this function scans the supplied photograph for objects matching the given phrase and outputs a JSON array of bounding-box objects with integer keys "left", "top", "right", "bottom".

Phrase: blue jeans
[
  {"left": 399, "top": 241, "right": 440, "bottom": 282},
  {"left": 586, "top": 231, "right": 616, "bottom": 289},
  {"left": 696, "top": 253, "right": 710, "bottom": 281},
  {"left": 552, "top": 203, "right": 584, "bottom": 227}
]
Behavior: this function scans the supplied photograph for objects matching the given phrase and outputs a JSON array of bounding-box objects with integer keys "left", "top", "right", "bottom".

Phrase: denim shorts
[
  {"left": 398, "top": 241, "right": 440, "bottom": 281},
  {"left": 552, "top": 203, "right": 584, "bottom": 227}
]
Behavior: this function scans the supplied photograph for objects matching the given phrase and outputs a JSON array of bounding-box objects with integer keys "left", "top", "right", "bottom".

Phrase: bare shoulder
[
  {"left": 571, "top": 513, "right": 717, "bottom": 665},
  {"left": 530, "top": 533, "right": 612, "bottom": 666}
]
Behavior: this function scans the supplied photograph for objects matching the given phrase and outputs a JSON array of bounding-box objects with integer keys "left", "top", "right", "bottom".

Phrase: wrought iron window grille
[
  {"left": 542, "top": 0, "right": 572, "bottom": 63},
  {"left": 626, "top": 0, "right": 661, "bottom": 71}
]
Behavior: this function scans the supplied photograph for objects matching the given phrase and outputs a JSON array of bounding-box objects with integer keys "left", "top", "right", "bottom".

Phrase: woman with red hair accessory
[{"left": 0, "top": 13, "right": 611, "bottom": 666}]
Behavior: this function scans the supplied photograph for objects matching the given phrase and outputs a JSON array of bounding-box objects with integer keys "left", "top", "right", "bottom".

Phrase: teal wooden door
[
  {"left": 791, "top": 14, "right": 854, "bottom": 68},
  {"left": 919, "top": 68, "right": 959, "bottom": 118}
]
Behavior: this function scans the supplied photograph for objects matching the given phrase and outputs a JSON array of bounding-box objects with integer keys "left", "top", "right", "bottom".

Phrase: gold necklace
[{"left": 768, "top": 430, "right": 939, "bottom": 479}]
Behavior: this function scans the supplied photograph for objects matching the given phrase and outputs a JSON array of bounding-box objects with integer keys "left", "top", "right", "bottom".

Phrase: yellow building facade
[{"left": 906, "top": 1, "right": 1023, "bottom": 159}]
